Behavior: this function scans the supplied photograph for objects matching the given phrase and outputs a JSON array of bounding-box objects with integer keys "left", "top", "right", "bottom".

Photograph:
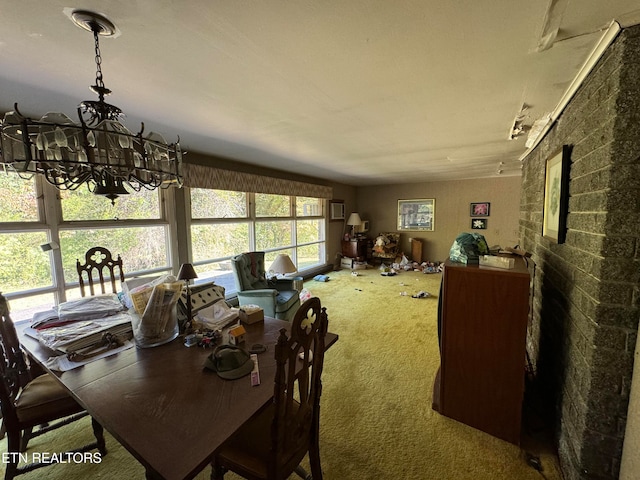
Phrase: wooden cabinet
[
  {"left": 432, "top": 257, "right": 530, "bottom": 444},
  {"left": 411, "top": 239, "right": 423, "bottom": 263},
  {"left": 341, "top": 238, "right": 368, "bottom": 261}
]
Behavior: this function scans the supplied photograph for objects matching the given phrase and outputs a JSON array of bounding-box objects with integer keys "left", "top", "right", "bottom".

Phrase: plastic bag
[{"left": 449, "top": 232, "right": 489, "bottom": 264}]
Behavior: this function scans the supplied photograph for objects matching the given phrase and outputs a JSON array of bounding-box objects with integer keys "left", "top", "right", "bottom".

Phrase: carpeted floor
[{"left": 0, "top": 267, "right": 563, "bottom": 479}]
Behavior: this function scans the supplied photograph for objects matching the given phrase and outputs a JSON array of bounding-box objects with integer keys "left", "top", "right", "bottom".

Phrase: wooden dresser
[
  {"left": 432, "top": 257, "right": 531, "bottom": 444},
  {"left": 341, "top": 238, "right": 369, "bottom": 261}
]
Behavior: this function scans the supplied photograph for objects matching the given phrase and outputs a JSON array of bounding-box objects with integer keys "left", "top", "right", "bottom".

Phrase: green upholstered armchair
[{"left": 230, "top": 252, "right": 300, "bottom": 321}]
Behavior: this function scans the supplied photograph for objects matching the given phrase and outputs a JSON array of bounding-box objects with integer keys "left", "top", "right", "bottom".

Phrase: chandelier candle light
[{"left": 0, "top": 10, "right": 182, "bottom": 204}]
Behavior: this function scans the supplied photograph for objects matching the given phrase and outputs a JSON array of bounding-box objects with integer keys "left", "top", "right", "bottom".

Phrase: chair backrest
[
  {"left": 76, "top": 246, "right": 125, "bottom": 297},
  {"left": 270, "top": 296, "right": 328, "bottom": 477},
  {"left": 231, "top": 252, "right": 269, "bottom": 292},
  {"left": 373, "top": 232, "right": 400, "bottom": 257},
  {"left": 0, "top": 293, "right": 32, "bottom": 429}
]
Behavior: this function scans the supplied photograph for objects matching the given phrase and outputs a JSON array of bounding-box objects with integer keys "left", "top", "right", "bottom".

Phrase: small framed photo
[
  {"left": 470, "top": 202, "right": 490, "bottom": 217},
  {"left": 471, "top": 218, "right": 487, "bottom": 230},
  {"left": 543, "top": 145, "right": 572, "bottom": 243}
]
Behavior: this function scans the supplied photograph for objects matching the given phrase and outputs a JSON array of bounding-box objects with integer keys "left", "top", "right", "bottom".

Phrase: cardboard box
[
  {"left": 479, "top": 255, "right": 515, "bottom": 269},
  {"left": 239, "top": 306, "right": 264, "bottom": 325},
  {"left": 340, "top": 257, "right": 354, "bottom": 269}
]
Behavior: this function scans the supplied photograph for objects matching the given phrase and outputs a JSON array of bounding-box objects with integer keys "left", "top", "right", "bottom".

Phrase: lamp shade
[
  {"left": 268, "top": 254, "right": 297, "bottom": 275},
  {"left": 347, "top": 212, "right": 362, "bottom": 226},
  {"left": 177, "top": 263, "right": 198, "bottom": 281}
]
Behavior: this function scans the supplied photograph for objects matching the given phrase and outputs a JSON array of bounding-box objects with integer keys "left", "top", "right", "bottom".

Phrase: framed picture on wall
[
  {"left": 470, "top": 202, "right": 490, "bottom": 217},
  {"left": 543, "top": 145, "right": 572, "bottom": 243},
  {"left": 329, "top": 200, "right": 345, "bottom": 221},
  {"left": 397, "top": 198, "right": 435, "bottom": 231},
  {"left": 471, "top": 218, "right": 487, "bottom": 230}
]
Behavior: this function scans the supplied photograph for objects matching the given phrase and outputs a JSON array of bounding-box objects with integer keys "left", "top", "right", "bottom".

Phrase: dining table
[{"left": 18, "top": 317, "right": 338, "bottom": 480}]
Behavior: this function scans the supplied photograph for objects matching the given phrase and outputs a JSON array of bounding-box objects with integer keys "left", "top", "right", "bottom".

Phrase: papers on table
[
  {"left": 195, "top": 301, "right": 239, "bottom": 331},
  {"left": 128, "top": 278, "right": 182, "bottom": 347},
  {"left": 57, "top": 294, "right": 125, "bottom": 322},
  {"left": 45, "top": 340, "right": 135, "bottom": 372},
  {"left": 36, "top": 311, "right": 134, "bottom": 353},
  {"left": 31, "top": 294, "right": 126, "bottom": 330}
]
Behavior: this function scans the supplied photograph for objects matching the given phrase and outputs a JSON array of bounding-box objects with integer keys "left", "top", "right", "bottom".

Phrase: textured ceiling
[{"left": 1, "top": 1, "right": 640, "bottom": 185}]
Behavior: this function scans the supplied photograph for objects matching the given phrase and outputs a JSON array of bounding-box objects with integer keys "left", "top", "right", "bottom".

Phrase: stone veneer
[{"left": 520, "top": 26, "right": 640, "bottom": 479}]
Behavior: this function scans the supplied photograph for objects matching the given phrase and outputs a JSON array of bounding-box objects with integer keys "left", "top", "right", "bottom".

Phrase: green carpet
[{"left": 1, "top": 268, "right": 562, "bottom": 479}]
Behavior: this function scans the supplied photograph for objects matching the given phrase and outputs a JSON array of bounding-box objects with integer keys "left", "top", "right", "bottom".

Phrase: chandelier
[{"left": 0, "top": 10, "right": 182, "bottom": 204}]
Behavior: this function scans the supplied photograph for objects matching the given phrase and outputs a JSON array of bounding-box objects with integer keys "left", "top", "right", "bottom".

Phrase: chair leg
[
  {"left": 210, "top": 460, "right": 226, "bottom": 480},
  {"left": 19, "top": 427, "right": 32, "bottom": 452},
  {"left": 91, "top": 418, "right": 107, "bottom": 455},
  {"left": 294, "top": 465, "right": 312, "bottom": 480},
  {"left": 6, "top": 430, "right": 21, "bottom": 480},
  {"left": 308, "top": 442, "right": 323, "bottom": 480}
]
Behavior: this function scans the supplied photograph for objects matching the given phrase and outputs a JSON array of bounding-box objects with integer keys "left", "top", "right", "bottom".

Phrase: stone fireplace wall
[{"left": 520, "top": 26, "right": 640, "bottom": 479}]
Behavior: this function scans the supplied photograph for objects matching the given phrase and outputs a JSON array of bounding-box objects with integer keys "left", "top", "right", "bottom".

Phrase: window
[
  {"left": 0, "top": 174, "right": 40, "bottom": 222},
  {"left": 255, "top": 193, "right": 290, "bottom": 217},
  {"left": 60, "top": 186, "right": 161, "bottom": 220},
  {"left": 191, "top": 189, "right": 247, "bottom": 219},
  {"left": 1, "top": 174, "right": 328, "bottom": 321},
  {"left": 0, "top": 173, "right": 173, "bottom": 321},
  {"left": 0, "top": 231, "right": 51, "bottom": 293},
  {"left": 189, "top": 189, "right": 326, "bottom": 296},
  {"left": 297, "top": 197, "right": 322, "bottom": 217}
]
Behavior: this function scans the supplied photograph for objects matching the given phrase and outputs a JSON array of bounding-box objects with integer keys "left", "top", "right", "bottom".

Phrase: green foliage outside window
[
  {"left": 0, "top": 174, "right": 39, "bottom": 222},
  {"left": 256, "top": 193, "right": 290, "bottom": 217},
  {"left": 191, "top": 223, "right": 250, "bottom": 262},
  {"left": 60, "top": 185, "right": 160, "bottom": 220},
  {"left": 191, "top": 189, "right": 246, "bottom": 218},
  {"left": 59, "top": 226, "right": 168, "bottom": 282},
  {"left": 0, "top": 231, "right": 51, "bottom": 293}
]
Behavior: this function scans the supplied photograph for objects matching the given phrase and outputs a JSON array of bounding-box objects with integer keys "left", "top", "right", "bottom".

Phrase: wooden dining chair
[
  {"left": 211, "top": 297, "right": 329, "bottom": 480},
  {"left": 76, "top": 246, "right": 125, "bottom": 297},
  {"left": 0, "top": 293, "right": 107, "bottom": 480}
]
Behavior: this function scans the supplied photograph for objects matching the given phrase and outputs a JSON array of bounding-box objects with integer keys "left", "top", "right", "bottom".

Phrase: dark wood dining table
[{"left": 18, "top": 317, "right": 338, "bottom": 480}]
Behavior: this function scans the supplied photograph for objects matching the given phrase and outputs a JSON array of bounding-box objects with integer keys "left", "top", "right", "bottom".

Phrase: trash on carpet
[{"left": 412, "top": 291, "right": 431, "bottom": 299}]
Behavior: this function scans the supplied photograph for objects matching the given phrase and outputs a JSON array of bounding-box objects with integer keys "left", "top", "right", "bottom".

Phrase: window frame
[{"left": 187, "top": 189, "right": 327, "bottom": 296}]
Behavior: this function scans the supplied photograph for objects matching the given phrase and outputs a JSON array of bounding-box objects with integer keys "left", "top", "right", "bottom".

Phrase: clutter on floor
[{"left": 340, "top": 253, "right": 444, "bottom": 275}]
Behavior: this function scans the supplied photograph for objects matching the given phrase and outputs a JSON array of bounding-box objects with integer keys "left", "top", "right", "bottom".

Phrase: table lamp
[
  {"left": 177, "top": 263, "right": 198, "bottom": 326},
  {"left": 268, "top": 254, "right": 297, "bottom": 279},
  {"left": 347, "top": 212, "right": 362, "bottom": 238}
]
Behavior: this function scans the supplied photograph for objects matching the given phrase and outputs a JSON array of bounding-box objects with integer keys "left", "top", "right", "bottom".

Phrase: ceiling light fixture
[
  {"left": 0, "top": 10, "right": 182, "bottom": 204},
  {"left": 508, "top": 103, "right": 530, "bottom": 140}
]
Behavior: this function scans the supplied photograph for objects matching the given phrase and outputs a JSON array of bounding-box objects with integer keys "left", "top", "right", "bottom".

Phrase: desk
[{"left": 19, "top": 318, "right": 338, "bottom": 479}]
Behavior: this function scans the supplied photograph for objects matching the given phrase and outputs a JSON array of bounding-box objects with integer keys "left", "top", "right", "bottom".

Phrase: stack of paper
[{"left": 37, "top": 311, "right": 134, "bottom": 353}]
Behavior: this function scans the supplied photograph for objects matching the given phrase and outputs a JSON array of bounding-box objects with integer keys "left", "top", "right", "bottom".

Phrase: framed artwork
[
  {"left": 329, "top": 200, "right": 345, "bottom": 221},
  {"left": 471, "top": 218, "right": 487, "bottom": 230},
  {"left": 397, "top": 198, "right": 435, "bottom": 231},
  {"left": 470, "top": 202, "right": 490, "bottom": 217},
  {"left": 543, "top": 145, "right": 572, "bottom": 243}
]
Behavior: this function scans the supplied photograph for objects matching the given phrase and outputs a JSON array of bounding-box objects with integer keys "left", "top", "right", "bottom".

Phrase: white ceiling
[{"left": 1, "top": 1, "right": 640, "bottom": 185}]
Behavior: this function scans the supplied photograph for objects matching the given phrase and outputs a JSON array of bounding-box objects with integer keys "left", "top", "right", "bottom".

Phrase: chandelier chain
[{"left": 93, "top": 29, "right": 105, "bottom": 92}]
